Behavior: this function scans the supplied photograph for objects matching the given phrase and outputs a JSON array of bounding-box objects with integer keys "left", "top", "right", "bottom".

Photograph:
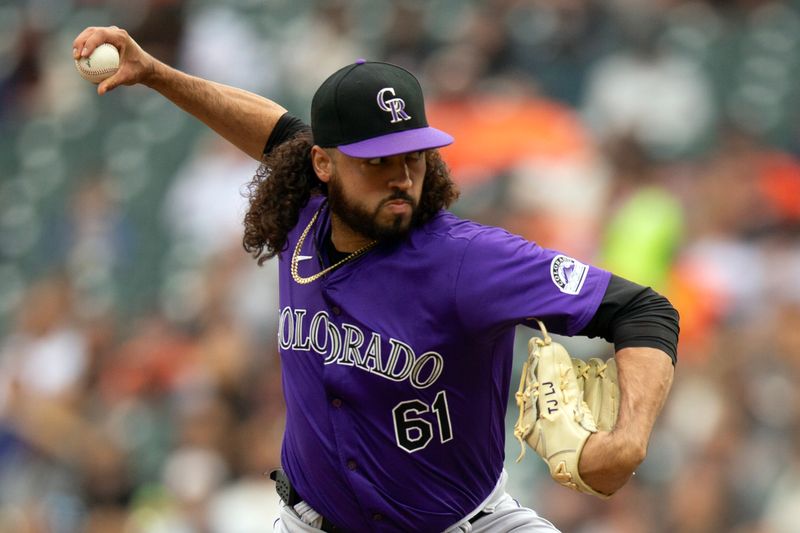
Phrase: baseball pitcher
[{"left": 72, "top": 26, "right": 677, "bottom": 533}]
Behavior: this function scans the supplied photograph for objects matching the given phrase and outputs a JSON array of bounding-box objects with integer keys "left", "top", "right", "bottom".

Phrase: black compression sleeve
[
  {"left": 579, "top": 275, "right": 679, "bottom": 364},
  {"left": 263, "top": 113, "right": 311, "bottom": 156}
]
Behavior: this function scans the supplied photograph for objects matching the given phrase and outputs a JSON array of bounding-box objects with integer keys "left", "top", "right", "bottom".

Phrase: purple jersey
[{"left": 277, "top": 196, "right": 610, "bottom": 532}]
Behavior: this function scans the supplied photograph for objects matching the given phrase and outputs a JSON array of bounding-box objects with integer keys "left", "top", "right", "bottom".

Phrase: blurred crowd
[{"left": 2, "top": 0, "right": 800, "bottom": 532}]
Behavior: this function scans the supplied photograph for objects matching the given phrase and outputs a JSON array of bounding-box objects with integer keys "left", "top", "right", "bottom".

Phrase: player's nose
[{"left": 387, "top": 157, "right": 413, "bottom": 190}]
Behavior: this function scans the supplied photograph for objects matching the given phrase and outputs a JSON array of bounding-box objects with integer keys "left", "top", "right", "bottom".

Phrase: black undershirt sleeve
[
  {"left": 579, "top": 275, "right": 679, "bottom": 364},
  {"left": 263, "top": 113, "right": 310, "bottom": 157}
]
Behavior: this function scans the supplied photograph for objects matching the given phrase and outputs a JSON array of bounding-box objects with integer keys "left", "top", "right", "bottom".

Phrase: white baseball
[{"left": 75, "top": 43, "right": 120, "bottom": 84}]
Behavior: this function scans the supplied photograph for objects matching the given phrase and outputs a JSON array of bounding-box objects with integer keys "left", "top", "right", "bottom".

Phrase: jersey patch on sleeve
[{"left": 550, "top": 255, "right": 589, "bottom": 295}]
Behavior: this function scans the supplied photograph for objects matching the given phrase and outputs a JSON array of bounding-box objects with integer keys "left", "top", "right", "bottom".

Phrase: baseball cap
[{"left": 311, "top": 60, "right": 454, "bottom": 158}]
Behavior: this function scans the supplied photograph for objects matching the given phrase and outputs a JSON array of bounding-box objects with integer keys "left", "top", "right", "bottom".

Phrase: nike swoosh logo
[{"left": 295, "top": 255, "right": 314, "bottom": 262}]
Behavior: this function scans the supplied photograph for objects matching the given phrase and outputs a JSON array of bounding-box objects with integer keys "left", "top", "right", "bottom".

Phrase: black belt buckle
[{"left": 269, "top": 468, "right": 303, "bottom": 507}]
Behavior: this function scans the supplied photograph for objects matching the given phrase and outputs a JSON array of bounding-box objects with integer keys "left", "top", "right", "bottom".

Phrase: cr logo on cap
[{"left": 377, "top": 87, "right": 412, "bottom": 124}]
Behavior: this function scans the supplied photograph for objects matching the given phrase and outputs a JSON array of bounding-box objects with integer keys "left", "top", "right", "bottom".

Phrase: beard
[{"left": 327, "top": 174, "right": 418, "bottom": 243}]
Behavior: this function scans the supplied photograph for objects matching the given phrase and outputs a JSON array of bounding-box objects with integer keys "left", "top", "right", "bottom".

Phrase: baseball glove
[{"left": 513, "top": 319, "right": 619, "bottom": 498}]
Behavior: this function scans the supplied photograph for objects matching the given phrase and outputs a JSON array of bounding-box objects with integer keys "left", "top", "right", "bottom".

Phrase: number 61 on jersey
[{"left": 392, "top": 390, "right": 453, "bottom": 453}]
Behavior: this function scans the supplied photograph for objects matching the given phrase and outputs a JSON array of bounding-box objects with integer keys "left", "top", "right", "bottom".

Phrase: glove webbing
[{"left": 513, "top": 319, "right": 552, "bottom": 462}]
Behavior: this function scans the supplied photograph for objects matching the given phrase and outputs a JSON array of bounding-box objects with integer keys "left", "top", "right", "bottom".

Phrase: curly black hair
[{"left": 242, "top": 132, "right": 459, "bottom": 265}]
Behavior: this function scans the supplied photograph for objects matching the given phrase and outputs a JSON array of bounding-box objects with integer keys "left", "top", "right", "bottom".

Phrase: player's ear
[{"left": 311, "top": 145, "right": 334, "bottom": 183}]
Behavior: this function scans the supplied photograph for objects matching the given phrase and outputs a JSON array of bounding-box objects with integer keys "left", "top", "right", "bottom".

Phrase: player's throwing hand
[{"left": 72, "top": 26, "right": 156, "bottom": 95}]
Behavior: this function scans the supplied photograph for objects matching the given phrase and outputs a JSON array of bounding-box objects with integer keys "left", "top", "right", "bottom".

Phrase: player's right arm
[{"left": 72, "top": 26, "right": 286, "bottom": 161}]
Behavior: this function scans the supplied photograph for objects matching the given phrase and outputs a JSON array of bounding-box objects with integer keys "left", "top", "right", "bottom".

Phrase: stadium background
[{"left": 2, "top": 0, "right": 800, "bottom": 531}]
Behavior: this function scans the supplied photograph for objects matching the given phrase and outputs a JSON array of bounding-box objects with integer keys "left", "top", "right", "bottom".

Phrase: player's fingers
[
  {"left": 73, "top": 26, "right": 111, "bottom": 58},
  {"left": 74, "top": 25, "right": 124, "bottom": 59},
  {"left": 97, "top": 74, "right": 124, "bottom": 96},
  {"left": 80, "top": 26, "right": 120, "bottom": 58},
  {"left": 97, "top": 74, "right": 118, "bottom": 96},
  {"left": 72, "top": 26, "right": 99, "bottom": 58},
  {"left": 97, "top": 64, "right": 130, "bottom": 95}
]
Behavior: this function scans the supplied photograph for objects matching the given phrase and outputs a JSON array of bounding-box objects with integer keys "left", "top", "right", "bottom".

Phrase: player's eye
[
  {"left": 367, "top": 157, "right": 384, "bottom": 165},
  {"left": 407, "top": 151, "right": 424, "bottom": 161}
]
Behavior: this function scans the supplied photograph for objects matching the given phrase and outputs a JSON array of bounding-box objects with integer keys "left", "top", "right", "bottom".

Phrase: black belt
[{"left": 269, "top": 468, "right": 488, "bottom": 531}]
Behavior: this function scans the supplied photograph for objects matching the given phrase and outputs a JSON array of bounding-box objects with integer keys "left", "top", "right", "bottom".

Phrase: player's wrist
[
  {"left": 141, "top": 57, "right": 167, "bottom": 89},
  {"left": 578, "top": 432, "right": 637, "bottom": 495},
  {"left": 610, "top": 426, "right": 648, "bottom": 462}
]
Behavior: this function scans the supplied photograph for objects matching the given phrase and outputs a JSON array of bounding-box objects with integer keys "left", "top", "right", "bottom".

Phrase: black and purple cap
[{"left": 311, "top": 59, "right": 454, "bottom": 158}]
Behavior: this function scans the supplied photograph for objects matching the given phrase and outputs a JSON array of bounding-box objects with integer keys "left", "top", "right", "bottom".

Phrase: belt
[{"left": 269, "top": 468, "right": 489, "bottom": 531}]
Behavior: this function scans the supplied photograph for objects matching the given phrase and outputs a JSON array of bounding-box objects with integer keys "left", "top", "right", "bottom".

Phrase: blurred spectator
[
  {"left": 426, "top": 49, "right": 594, "bottom": 190},
  {"left": 598, "top": 137, "right": 685, "bottom": 292},
  {"left": 162, "top": 134, "right": 255, "bottom": 261},
  {"left": 380, "top": 0, "right": 439, "bottom": 73},
  {"left": 179, "top": 4, "right": 277, "bottom": 94},
  {"left": 461, "top": 1, "right": 516, "bottom": 78},
  {"left": 763, "top": 440, "right": 800, "bottom": 533},
  {"left": 132, "top": 0, "right": 185, "bottom": 68},
  {"left": 0, "top": 275, "right": 88, "bottom": 404},
  {"left": 507, "top": 0, "right": 618, "bottom": 105},
  {"left": 277, "top": 0, "right": 363, "bottom": 114},
  {"left": 0, "top": 24, "right": 42, "bottom": 121},
  {"left": 54, "top": 172, "right": 134, "bottom": 320},
  {"left": 79, "top": 434, "right": 133, "bottom": 533},
  {"left": 665, "top": 455, "right": 730, "bottom": 532},
  {"left": 206, "top": 413, "right": 282, "bottom": 533},
  {"left": 581, "top": 9, "right": 714, "bottom": 159}
]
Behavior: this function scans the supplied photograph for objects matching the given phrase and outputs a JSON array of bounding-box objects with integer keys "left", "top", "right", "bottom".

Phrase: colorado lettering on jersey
[{"left": 278, "top": 307, "right": 444, "bottom": 389}]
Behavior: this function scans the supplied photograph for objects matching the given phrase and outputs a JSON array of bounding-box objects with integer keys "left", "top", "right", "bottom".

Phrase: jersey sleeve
[
  {"left": 454, "top": 226, "right": 611, "bottom": 337},
  {"left": 263, "top": 113, "right": 311, "bottom": 156}
]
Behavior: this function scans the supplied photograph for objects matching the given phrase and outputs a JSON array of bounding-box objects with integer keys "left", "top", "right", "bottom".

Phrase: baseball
[{"left": 75, "top": 43, "right": 119, "bottom": 84}]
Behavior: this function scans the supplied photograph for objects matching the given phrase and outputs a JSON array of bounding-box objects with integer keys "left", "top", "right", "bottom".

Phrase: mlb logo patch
[{"left": 550, "top": 255, "right": 588, "bottom": 295}]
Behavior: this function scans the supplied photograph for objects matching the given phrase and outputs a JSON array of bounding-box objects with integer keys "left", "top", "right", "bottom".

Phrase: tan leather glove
[{"left": 513, "top": 320, "right": 619, "bottom": 498}]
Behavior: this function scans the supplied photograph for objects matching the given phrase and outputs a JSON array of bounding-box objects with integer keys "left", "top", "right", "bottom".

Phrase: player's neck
[{"left": 330, "top": 216, "right": 374, "bottom": 253}]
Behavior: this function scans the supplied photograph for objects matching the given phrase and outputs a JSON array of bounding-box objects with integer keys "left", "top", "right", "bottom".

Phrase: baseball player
[{"left": 73, "top": 26, "right": 678, "bottom": 533}]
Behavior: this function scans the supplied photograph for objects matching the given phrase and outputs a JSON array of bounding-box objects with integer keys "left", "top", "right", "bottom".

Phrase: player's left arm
[
  {"left": 575, "top": 275, "right": 678, "bottom": 495},
  {"left": 579, "top": 346, "right": 673, "bottom": 495}
]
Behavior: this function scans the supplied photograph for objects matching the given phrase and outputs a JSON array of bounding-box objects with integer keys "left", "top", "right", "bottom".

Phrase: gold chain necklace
[{"left": 290, "top": 206, "right": 378, "bottom": 285}]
